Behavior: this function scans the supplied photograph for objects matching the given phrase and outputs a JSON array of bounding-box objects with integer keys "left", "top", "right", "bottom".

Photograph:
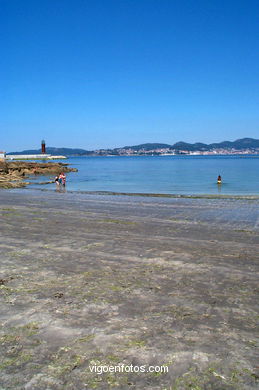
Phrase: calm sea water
[{"left": 29, "top": 155, "right": 259, "bottom": 195}]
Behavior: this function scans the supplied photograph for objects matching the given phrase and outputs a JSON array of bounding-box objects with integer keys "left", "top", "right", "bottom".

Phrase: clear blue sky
[{"left": 1, "top": 0, "right": 258, "bottom": 151}]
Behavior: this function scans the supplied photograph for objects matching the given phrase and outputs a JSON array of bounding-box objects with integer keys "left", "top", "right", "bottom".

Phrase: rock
[{"left": 0, "top": 161, "right": 77, "bottom": 188}]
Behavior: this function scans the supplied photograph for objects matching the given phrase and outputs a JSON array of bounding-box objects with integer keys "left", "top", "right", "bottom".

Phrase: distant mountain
[
  {"left": 118, "top": 143, "right": 172, "bottom": 151},
  {"left": 8, "top": 138, "right": 259, "bottom": 156},
  {"left": 208, "top": 138, "right": 259, "bottom": 150},
  {"left": 171, "top": 142, "right": 208, "bottom": 151},
  {"left": 120, "top": 138, "right": 259, "bottom": 152}
]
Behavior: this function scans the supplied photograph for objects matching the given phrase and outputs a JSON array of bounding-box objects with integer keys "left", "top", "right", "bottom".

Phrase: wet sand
[{"left": 0, "top": 189, "right": 258, "bottom": 389}]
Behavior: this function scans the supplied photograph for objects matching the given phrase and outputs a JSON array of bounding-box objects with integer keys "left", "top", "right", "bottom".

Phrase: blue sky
[{"left": 1, "top": 0, "right": 258, "bottom": 151}]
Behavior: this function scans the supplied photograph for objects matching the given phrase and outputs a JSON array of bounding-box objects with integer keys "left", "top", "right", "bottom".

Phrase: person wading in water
[{"left": 59, "top": 172, "right": 66, "bottom": 186}]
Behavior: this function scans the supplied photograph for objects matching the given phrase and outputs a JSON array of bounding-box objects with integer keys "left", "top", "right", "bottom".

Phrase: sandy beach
[{"left": 0, "top": 189, "right": 258, "bottom": 389}]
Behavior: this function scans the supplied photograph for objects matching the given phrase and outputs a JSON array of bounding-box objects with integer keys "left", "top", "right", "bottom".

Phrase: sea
[{"left": 28, "top": 155, "right": 259, "bottom": 196}]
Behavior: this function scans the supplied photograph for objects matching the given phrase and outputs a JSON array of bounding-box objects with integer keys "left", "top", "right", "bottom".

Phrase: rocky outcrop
[{"left": 0, "top": 161, "right": 77, "bottom": 188}]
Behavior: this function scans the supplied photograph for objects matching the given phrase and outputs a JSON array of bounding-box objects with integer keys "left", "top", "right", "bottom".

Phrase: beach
[{"left": 0, "top": 189, "right": 258, "bottom": 389}]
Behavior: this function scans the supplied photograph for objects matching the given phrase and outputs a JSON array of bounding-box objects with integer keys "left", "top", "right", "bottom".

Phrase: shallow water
[
  {"left": 5, "top": 188, "right": 259, "bottom": 232},
  {"left": 29, "top": 155, "right": 259, "bottom": 195}
]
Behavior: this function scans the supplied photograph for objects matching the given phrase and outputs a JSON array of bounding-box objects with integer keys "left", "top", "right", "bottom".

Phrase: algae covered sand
[{"left": 0, "top": 189, "right": 258, "bottom": 389}]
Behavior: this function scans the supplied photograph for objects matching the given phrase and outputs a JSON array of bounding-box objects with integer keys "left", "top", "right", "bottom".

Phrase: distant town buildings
[{"left": 91, "top": 147, "right": 259, "bottom": 156}]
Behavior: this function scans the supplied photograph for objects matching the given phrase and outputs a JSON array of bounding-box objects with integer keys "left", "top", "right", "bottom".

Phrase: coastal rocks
[{"left": 0, "top": 161, "right": 77, "bottom": 189}]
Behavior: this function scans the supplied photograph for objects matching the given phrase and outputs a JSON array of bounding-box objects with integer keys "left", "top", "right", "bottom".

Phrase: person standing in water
[
  {"left": 59, "top": 172, "right": 66, "bottom": 186},
  {"left": 55, "top": 173, "right": 66, "bottom": 192},
  {"left": 217, "top": 175, "right": 222, "bottom": 184},
  {"left": 55, "top": 175, "right": 59, "bottom": 185}
]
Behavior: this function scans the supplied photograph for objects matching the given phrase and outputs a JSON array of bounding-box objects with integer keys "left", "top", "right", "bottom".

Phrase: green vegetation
[{"left": 99, "top": 218, "right": 137, "bottom": 225}]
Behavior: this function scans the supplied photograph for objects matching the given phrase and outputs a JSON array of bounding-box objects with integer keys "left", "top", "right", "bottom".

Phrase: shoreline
[{"left": 8, "top": 186, "right": 259, "bottom": 200}]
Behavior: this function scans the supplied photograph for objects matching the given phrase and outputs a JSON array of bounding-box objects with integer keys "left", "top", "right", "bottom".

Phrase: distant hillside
[
  {"left": 208, "top": 138, "right": 259, "bottom": 150},
  {"left": 8, "top": 147, "right": 92, "bottom": 156},
  {"left": 119, "top": 143, "right": 172, "bottom": 151},
  {"left": 8, "top": 138, "right": 259, "bottom": 156},
  {"left": 121, "top": 138, "right": 259, "bottom": 151}
]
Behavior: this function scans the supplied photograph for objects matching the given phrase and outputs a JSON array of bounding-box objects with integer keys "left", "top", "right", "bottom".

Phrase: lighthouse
[{"left": 41, "top": 140, "right": 46, "bottom": 154}]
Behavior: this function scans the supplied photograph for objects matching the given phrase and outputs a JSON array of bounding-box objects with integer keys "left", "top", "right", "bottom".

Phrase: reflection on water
[
  {"left": 217, "top": 183, "right": 222, "bottom": 194},
  {"left": 55, "top": 183, "right": 66, "bottom": 193}
]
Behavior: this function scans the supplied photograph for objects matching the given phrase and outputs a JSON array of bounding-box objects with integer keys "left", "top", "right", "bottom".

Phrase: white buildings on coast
[
  {"left": 0, "top": 151, "right": 6, "bottom": 159},
  {"left": 5, "top": 153, "right": 67, "bottom": 160},
  {"left": 106, "top": 147, "right": 259, "bottom": 156}
]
